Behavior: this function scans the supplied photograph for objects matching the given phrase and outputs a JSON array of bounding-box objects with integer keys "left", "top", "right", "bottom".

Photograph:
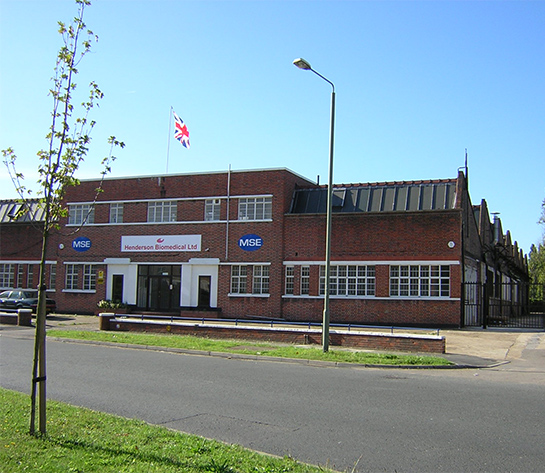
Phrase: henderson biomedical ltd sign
[{"left": 121, "top": 235, "right": 201, "bottom": 252}]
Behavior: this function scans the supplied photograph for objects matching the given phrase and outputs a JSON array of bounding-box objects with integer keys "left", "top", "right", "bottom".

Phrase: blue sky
[{"left": 1, "top": 0, "right": 544, "bottom": 253}]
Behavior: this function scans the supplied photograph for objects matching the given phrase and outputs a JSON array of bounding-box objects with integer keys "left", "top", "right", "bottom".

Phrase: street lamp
[{"left": 293, "top": 58, "right": 335, "bottom": 352}]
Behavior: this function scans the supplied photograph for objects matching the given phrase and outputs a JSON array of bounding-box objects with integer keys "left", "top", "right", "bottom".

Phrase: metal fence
[{"left": 463, "top": 282, "right": 545, "bottom": 329}]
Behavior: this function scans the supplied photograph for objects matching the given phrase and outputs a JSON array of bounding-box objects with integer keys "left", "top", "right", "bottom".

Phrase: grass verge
[
  {"left": 47, "top": 330, "right": 453, "bottom": 366},
  {"left": 0, "top": 387, "right": 336, "bottom": 473}
]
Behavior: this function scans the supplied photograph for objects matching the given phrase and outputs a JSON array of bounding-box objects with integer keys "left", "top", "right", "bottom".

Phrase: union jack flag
[{"left": 173, "top": 111, "right": 190, "bottom": 149}]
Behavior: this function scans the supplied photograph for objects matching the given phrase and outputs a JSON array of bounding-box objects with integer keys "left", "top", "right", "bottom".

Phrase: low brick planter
[{"left": 106, "top": 318, "right": 446, "bottom": 354}]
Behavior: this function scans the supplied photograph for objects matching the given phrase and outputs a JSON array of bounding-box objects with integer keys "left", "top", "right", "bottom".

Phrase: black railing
[{"left": 463, "top": 282, "right": 545, "bottom": 329}]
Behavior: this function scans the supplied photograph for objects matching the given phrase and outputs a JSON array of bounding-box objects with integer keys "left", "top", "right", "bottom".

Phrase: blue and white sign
[
  {"left": 238, "top": 234, "right": 263, "bottom": 251},
  {"left": 72, "top": 236, "right": 92, "bottom": 252}
]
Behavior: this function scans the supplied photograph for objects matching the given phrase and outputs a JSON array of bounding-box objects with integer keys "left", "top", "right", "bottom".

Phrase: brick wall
[{"left": 105, "top": 318, "right": 446, "bottom": 353}]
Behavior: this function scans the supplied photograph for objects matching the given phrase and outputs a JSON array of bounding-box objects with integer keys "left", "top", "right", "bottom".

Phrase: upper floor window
[
  {"left": 320, "top": 265, "right": 376, "bottom": 296},
  {"left": 68, "top": 204, "right": 94, "bottom": 225},
  {"left": 148, "top": 201, "right": 177, "bottom": 223},
  {"left": 390, "top": 265, "right": 450, "bottom": 297},
  {"left": 205, "top": 199, "right": 221, "bottom": 221},
  {"left": 110, "top": 203, "right": 123, "bottom": 223},
  {"left": 238, "top": 197, "right": 272, "bottom": 220}
]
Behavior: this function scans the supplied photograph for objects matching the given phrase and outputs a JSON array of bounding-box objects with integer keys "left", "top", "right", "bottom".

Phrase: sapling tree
[{"left": 2, "top": 0, "right": 123, "bottom": 435}]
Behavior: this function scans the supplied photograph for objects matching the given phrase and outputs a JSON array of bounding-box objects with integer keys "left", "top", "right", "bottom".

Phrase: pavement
[{"left": 26, "top": 313, "right": 544, "bottom": 369}]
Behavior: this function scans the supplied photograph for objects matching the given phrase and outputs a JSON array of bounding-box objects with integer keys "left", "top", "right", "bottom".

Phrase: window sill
[{"left": 62, "top": 289, "right": 97, "bottom": 294}]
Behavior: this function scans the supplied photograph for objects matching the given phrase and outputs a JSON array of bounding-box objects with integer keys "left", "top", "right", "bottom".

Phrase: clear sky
[{"left": 1, "top": 0, "right": 544, "bottom": 254}]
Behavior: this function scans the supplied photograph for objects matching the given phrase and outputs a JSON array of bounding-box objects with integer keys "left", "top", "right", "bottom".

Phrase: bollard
[
  {"left": 17, "top": 308, "right": 33, "bottom": 326},
  {"left": 98, "top": 312, "right": 115, "bottom": 330}
]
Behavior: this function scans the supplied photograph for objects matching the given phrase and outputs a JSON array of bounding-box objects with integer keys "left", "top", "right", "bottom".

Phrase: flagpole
[{"left": 166, "top": 106, "right": 173, "bottom": 174}]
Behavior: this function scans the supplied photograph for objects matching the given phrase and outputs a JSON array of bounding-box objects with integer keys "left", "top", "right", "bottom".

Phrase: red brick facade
[{"left": 0, "top": 168, "right": 528, "bottom": 328}]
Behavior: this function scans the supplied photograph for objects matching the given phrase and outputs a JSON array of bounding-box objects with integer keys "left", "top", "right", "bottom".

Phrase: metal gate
[{"left": 463, "top": 282, "right": 545, "bottom": 329}]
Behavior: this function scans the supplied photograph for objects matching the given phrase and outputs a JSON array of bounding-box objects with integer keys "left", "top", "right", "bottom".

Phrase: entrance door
[
  {"left": 137, "top": 265, "right": 181, "bottom": 311},
  {"left": 198, "top": 275, "right": 211, "bottom": 308},
  {"left": 112, "top": 274, "right": 124, "bottom": 303}
]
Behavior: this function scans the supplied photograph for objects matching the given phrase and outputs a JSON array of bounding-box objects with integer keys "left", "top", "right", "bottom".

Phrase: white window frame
[
  {"left": 390, "top": 264, "right": 450, "bottom": 298},
  {"left": 147, "top": 201, "right": 177, "bottom": 223},
  {"left": 49, "top": 264, "right": 57, "bottom": 290},
  {"left": 68, "top": 204, "right": 95, "bottom": 225},
  {"left": 252, "top": 265, "right": 269, "bottom": 294},
  {"left": 65, "top": 264, "right": 79, "bottom": 290},
  {"left": 205, "top": 199, "right": 221, "bottom": 221},
  {"left": 0, "top": 264, "right": 14, "bottom": 288},
  {"left": 17, "top": 265, "right": 24, "bottom": 288},
  {"left": 27, "top": 264, "right": 34, "bottom": 289},
  {"left": 285, "top": 266, "right": 294, "bottom": 295},
  {"left": 301, "top": 266, "right": 310, "bottom": 295},
  {"left": 238, "top": 197, "right": 272, "bottom": 220},
  {"left": 230, "top": 265, "right": 247, "bottom": 294},
  {"left": 110, "top": 202, "right": 124, "bottom": 223},
  {"left": 83, "top": 264, "right": 96, "bottom": 291},
  {"left": 320, "top": 265, "right": 376, "bottom": 296}
]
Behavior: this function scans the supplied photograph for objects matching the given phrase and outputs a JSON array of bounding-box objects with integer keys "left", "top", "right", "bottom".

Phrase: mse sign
[
  {"left": 238, "top": 234, "right": 263, "bottom": 251},
  {"left": 72, "top": 237, "right": 91, "bottom": 252}
]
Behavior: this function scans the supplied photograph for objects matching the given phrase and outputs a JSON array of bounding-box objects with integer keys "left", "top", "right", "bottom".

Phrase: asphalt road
[{"left": 1, "top": 325, "right": 545, "bottom": 473}]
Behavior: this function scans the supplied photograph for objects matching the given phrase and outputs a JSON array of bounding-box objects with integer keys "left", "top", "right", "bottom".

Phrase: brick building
[{"left": 0, "top": 168, "right": 528, "bottom": 327}]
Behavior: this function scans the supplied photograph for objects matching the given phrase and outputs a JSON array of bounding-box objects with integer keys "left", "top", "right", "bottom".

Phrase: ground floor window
[
  {"left": 390, "top": 265, "right": 450, "bottom": 297},
  {"left": 285, "top": 266, "right": 294, "bottom": 294},
  {"left": 230, "top": 265, "right": 247, "bottom": 294},
  {"left": 253, "top": 265, "right": 269, "bottom": 294},
  {"left": 301, "top": 266, "right": 310, "bottom": 295},
  {"left": 0, "top": 264, "right": 14, "bottom": 288},
  {"left": 320, "top": 265, "right": 376, "bottom": 296},
  {"left": 83, "top": 264, "right": 97, "bottom": 290},
  {"left": 49, "top": 264, "right": 57, "bottom": 290},
  {"left": 26, "top": 264, "right": 34, "bottom": 288},
  {"left": 65, "top": 264, "right": 79, "bottom": 290}
]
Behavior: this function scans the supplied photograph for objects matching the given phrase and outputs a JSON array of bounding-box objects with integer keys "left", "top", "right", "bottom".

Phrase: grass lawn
[
  {"left": 47, "top": 330, "right": 453, "bottom": 366},
  {"left": 0, "top": 388, "right": 337, "bottom": 472}
]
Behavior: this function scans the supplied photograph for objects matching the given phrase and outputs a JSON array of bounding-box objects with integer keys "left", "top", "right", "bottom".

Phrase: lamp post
[{"left": 293, "top": 58, "right": 335, "bottom": 352}]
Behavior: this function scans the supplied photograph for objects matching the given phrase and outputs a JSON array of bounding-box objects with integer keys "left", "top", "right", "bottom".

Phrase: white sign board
[{"left": 121, "top": 235, "right": 201, "bottom": 252}]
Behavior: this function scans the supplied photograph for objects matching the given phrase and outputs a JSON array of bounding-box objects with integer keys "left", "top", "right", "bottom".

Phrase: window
[
  {"left": 301, "top": 266, "right": 310, "bottom": 295},
  {"left": 320, "top": 265, "right": 375, "bottom": 296},
  {"left": 205, "top": 199, "right": 221, "bottom": 221},
  {"left": 17, "top": 265, "right": 24, "bottom": 288},
  {"left": 285, "top": 266, "right": 294, "bottom": 294},
  {"left": 27, "top": 264, "right": 34, "bottom": 288},
  {"left": 253, "top": 265, "right": 269, "bottom": 294},
  {"left": 50, "top": 264, "right": 57, "bottom": 290},
  {"left": 390, "top": 265, "right": 450, "bottom": 297},
  {"left": 110, "top": 203, "right": 123, "bottom": 223},
  {"left": 65, "top": 264, "right": 79, "bottom": 290},
  {"left": 0, "top": 264, "right": 14, "bottom": 288},
  {"left": 148, "top": 201, "right": 177, "bottom": 222},
  {"left": 68, "top": 204, "right": 95, "bottom": 225},
  {"left": 230, "top": 265, "right": 247, "bottom": 294},
  {"left": 83, "top": 265, "right": 96, "bottom": 290},
  {"left": 238, "top": 197, "right": 272, "bottom": 220}
]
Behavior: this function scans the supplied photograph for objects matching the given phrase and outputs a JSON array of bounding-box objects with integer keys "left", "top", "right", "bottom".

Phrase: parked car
[{"left": 0, "top": 290, "right": 56, "bottom": 314}]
